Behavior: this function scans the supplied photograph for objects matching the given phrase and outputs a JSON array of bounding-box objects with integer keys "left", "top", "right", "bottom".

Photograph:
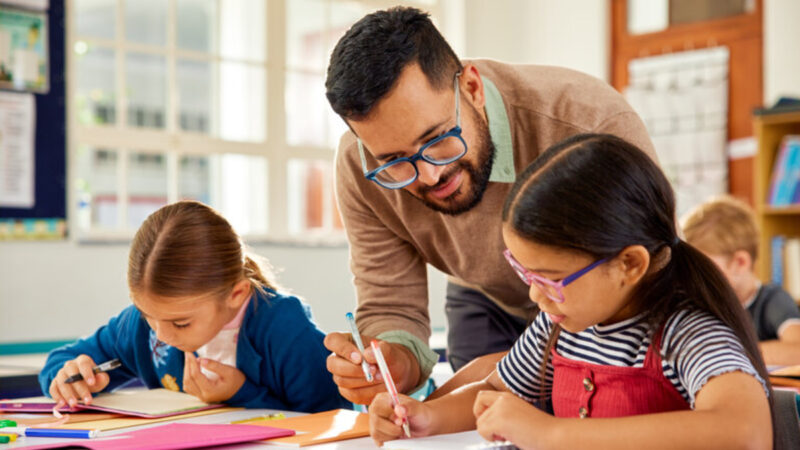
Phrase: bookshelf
[{"left": 753, "top": 111, "right": 800, "bottom": 286}]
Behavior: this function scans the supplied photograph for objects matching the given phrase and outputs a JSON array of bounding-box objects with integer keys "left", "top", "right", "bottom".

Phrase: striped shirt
[{"left": 498, "top": 308, "right": 768, "bottom": 408}]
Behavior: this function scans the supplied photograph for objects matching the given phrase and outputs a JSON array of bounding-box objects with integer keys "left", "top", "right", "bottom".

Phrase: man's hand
[{"left": 324, "top": 332, "right": 421, "bottom": 405}]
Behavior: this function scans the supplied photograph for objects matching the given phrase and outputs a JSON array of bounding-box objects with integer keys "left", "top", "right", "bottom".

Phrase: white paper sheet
[{"left": 0, "top": 90, "right": 35, "bottom": 208}]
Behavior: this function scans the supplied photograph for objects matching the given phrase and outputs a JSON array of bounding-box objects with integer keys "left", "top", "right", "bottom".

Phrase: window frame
[{"left": 66, "top": 0, "right": 442, "bottom": 244}]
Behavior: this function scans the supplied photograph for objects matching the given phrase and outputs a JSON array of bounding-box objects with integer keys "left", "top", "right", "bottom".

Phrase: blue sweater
[{"left": 39, "top": 289, "right": 349, "bottom": 413}]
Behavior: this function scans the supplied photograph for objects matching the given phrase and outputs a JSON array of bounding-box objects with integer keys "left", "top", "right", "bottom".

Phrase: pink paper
[{"left": 15, "top": 423, "right": 295, "bottom": 449}]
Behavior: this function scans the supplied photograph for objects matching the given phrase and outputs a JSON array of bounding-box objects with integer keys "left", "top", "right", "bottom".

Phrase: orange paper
[{"left": 244, "top": 409, "right": 369, "bottom": 447}]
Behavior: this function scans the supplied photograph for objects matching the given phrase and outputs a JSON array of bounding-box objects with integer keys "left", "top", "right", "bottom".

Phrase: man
[{"left": 324, "top": 6, "right": 656, "bottom": 405}]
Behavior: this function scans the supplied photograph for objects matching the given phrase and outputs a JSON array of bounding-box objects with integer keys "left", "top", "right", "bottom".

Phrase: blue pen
[
  {"left": 2, "top": 427, "right": 97, "bottom": 439},
  {"left": 345, "top": 312, "right": 374, "bottom": 382}
]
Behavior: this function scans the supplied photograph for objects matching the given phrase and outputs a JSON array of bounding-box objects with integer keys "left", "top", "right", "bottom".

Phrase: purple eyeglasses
[{"left": 502, "top": 249, "right": 608, "bottom": 303}]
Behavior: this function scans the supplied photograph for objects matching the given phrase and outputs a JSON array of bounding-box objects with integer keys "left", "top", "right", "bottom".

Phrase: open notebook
[{"left": 0, "top": 388, "right": 223, "bottom": 418}]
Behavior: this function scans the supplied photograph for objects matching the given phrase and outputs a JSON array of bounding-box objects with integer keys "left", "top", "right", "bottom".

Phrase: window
[{"left": 68, "top": 0, "right": 440, "bottom": 241}]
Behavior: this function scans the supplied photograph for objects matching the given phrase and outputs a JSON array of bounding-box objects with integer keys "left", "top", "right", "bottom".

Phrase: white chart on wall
[{"left": 625, "top": 46, "right": 730, "bottom": 218}]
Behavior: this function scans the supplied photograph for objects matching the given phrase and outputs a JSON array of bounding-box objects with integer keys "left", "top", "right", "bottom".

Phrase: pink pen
[{"left": 370, "top": 340, "right": 411, "bottom": 438}]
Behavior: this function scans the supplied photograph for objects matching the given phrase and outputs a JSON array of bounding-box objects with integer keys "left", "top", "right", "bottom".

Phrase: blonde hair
[
  {"left": 681, "top": 195, "right": 758, "bottom": 262},
  {"left": 128, "top": 201, "right": 276, "bottom": 301}
]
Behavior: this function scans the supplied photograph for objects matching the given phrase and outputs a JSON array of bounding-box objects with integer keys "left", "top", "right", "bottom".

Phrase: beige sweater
[{"left": 334, "top": 59, "right": 656, "bottom": 349}]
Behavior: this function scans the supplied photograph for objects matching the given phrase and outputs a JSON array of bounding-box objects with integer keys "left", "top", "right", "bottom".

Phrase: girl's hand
[
  {"left": 182, "top": 352, "right": 245, "bottom": 403},
  {"left": 48, "top": 354, "right": 110, "bottom": 409},
  {"left": 473, "top": 390, "right": 553, "bottom": 449},
  {"left": 369, "top": 392, "right": 435, "bottom": 446}
]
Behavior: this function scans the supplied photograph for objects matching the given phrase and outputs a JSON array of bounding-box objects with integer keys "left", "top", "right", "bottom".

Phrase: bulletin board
[{"left": 0, "top": 0, "right": 64, "bottom": 239}]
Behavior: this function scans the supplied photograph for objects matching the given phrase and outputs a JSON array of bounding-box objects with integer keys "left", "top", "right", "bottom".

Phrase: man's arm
[
  {"left": 325, "top": 134, "right": 437, "bottom": 405},
  {"left": 593, "top": 110, "right": 658, "bottom": 163}
]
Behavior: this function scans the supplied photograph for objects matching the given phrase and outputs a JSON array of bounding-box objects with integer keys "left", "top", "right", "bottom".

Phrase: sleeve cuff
[
  {"left": 227, "top": 378, "right": 259, "bottom": 406},
  {"left": 376, "top": 330, "right": 439, "bottom": 393}
]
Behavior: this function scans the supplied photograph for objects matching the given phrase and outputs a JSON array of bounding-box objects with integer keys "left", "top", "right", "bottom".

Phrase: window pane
[
  {"left": 177, "top": 0, "right": 217, "bottom": 53},
  {"left": 125, "top": 0, "right": 167, "bottom": 46},
  {"left": 75, "top": 46, "right": 116, "bottom": 125},
  {"left": 288, "top": 159, "right": 335, "bottom": 233},
  {"left": 126, "top": 53, "right": 167, "bottom": 129},
  {"left": 217, "top": 154, "right": 268, "bottom": 235},
  {"left": 177, "top": 59, "right": 213, "bottom": 134},
  {"left": 179, "top": 155, "right": 211, "bottom": 203},
  {"left": 669, "top": 0, "right": 752, "bottom": 26},
  {"left": 327, "top": 1, "right": 377, "bottom": 62},
  {"left": 220, "top": 62, "right": 266, "bottom": 142},
  {"left": 128, "top": 152, "right": 168, "bottom": 229},
  {"left": 286, "top": 71, "right": 325, "bottom": 147},
  {"left": 75, "top": 147, "right": 118, "bottom": 230},
  {"left": 287, "top": 0, "right": 326, "bottom": 71},
  {"left": 328, "top": 108, "right": 347, "bottom": 149},
  {"left": 75, "top": 0, "right": 115, "bottom": 39},
  {"left": 220, "top": 0, "right": 266, "bottom": 62}
]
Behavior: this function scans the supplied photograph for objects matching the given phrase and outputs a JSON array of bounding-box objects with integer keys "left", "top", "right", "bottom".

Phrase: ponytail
[{"left": 243, "top": 253, "right": 278, "bottom": 295}]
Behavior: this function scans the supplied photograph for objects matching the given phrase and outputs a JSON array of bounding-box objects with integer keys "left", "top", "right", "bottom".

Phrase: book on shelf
[
  {"left": 768, "top": 136, "right": 800, "bottom": 206},
  {"left": 785, "top": 238, "right": 800, "bottom": 301},
  {"left": 770, "top": 236, "right": 800, "bottom": 302}
]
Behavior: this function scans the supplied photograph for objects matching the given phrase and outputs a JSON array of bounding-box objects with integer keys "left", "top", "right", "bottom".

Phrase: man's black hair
[{"left": 325, "top": 6, "right": 463, "bottom": 121}]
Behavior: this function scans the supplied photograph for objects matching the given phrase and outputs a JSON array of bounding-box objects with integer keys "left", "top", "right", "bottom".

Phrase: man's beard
[{"left": 414, "top": 105, "right": 495, "bottom": 216}]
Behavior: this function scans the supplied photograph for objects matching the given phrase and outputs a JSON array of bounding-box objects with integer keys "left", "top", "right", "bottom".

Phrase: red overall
[{"left": 550, "top": 331, "right": 691, "bottom": 418}]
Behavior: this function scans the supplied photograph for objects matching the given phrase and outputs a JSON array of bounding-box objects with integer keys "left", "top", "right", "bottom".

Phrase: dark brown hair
[
  {"left": 325, "top": 6, "right": 462, "bottom": 120},
  {"left": 128, "top": 201, "right": 276, "bottom": 301}
]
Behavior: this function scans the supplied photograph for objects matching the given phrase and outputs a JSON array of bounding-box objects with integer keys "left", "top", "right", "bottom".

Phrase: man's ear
[
  {"left": 459, "top": 64, "right": 485, "bottom": 110},
  {"left": 615, "top": 245, "right": 651, "bottom": 287}
]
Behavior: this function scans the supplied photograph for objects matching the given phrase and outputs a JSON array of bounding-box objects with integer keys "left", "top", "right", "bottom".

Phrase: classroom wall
[
  {"left": 0, "top": 241, "right": 446, "bottom": 342},
  {"left": 763, "top": 0, "right": 800, "bottom": 105},
  {"left": 463, "top": 0, "right": 609, "bottom": 81}
]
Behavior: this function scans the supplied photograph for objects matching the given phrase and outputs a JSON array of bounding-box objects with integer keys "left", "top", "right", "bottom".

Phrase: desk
[
  {"left": 1, "top": 408, "right": 377, "bottom": 449},
  {"left": 0, "top": 354, "right": 47, "bottom": 399}
]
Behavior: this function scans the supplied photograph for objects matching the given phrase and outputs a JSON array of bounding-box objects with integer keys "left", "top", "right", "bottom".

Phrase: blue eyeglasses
[{"left": 357, "top": 72, "right": 467, "bottom": 189}]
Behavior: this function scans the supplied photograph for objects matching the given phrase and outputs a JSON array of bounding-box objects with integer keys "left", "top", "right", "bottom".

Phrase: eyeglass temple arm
[
  {"left": 563, "top": 258, "right": 608, "bottom": 286},
  {"left": 357, "top": 139, "right": 369, "bottom": 175},
  {"left": 454, "top": 72, "right": 462, "bottom": 128}
]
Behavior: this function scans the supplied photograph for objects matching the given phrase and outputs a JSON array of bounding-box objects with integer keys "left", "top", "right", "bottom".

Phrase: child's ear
[
  {"left": 730, "top": 250, "right": 753, "bottom": 274},
  {"left": 616, "top": 245, "right": 650, "bottom": 286},
  {"left": 227, "top": 279, "right": 252, "bottom": 309}
]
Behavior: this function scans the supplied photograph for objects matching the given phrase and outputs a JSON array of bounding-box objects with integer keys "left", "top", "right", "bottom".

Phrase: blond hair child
[{"left": 682, "top": 195, "right": 800, "bottom": 365}]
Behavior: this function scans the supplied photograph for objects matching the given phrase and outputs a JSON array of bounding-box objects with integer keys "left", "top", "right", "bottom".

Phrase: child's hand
[
  {"left": 473, "top": 390, "right": 552, "bottom": 448},
  {"left": 48, "top": 354, "right": 110, "bottom": 408},
  {"left": 369, "top": 392, "right": 434, "bottom": 446},
  {"left": 182, "top": 352, "right": 245, "bottom": 403}
]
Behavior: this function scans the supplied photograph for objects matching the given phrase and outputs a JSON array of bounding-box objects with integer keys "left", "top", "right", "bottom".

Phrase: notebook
[
  {"left": 0, "top": 388, "right": 223, "bottom": 418},
  {"left": 16, "top": 422, "right": 295, "bottom": 450},
  {"left": 243, "top": 408, "right": 369, "bottom": 447}
]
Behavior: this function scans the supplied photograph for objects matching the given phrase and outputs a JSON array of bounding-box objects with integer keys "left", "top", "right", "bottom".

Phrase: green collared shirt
[{"left": 483, "top": 76, "right": 516, "bottom": 183}]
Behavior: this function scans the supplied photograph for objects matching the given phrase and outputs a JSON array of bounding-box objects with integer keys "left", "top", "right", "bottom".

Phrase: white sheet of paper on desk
[{"left": 383, "top": 430, "right": 491, "bottom": 449}]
